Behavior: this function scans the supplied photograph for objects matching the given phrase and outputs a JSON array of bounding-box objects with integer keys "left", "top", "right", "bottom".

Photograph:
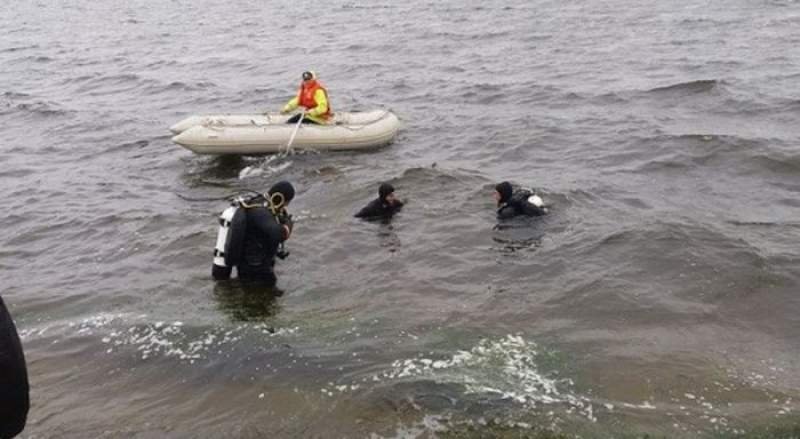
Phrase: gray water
[{"left": 2, "top": 0, "right": 800, "bottom": 437}]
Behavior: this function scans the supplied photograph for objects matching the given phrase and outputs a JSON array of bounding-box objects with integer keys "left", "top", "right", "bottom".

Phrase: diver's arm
[
  {"left": 248, "top": 208, "right": 285, "bottom": 258},
  {"left": 496, "top": 205, "right": 517, "bottom": 220},
  {"left": 524, "top": 202, "right": 547, "bottom": 216}
]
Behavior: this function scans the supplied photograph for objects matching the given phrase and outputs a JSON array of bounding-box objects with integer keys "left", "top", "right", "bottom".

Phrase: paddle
[{"left": 284, "top": 109, "right": 306, "bottom": 155}]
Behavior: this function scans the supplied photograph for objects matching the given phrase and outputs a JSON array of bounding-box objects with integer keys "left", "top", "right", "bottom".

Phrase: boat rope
[
  {"left": 198, "top": 110, "right": 393, "bottom": 134},
  {"left": 335, "top": 110, "right": 391, "bottom": 131}
]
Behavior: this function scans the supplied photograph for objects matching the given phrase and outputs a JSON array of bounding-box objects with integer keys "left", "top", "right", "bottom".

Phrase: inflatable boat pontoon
[{"left": 170, "top": 110, "right": 400, "bottom": 155}]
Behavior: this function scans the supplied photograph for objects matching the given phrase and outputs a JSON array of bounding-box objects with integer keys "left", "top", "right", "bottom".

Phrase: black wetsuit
[
  {"left": 497, "top": 190, "right": 546, "bottom": 219},
  {"left": 355, "top": 198, "right": 404, "bottom": 219},
  {"left": 0, "top": 295, "right": 29, "bottom": 439},
  {"left": 236, "top": 207, "right": 286, "bottom": 285}
]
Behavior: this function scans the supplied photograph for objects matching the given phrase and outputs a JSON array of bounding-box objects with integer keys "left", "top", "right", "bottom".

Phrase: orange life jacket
[{"left": 297, "top": 80, "right": 332, "bottom": 119}]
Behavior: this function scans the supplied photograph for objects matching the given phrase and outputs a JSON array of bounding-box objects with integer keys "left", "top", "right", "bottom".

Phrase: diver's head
[
  {"left": 379, "top": 182, "right": 396, "bottom": 204},
  {"left": 302, "top": 71, "right": 316, "bottom": 82},
  {"left": 495, "top": 181, "right": 513, "bottom": 205},
  {"left": 268, "top": 180, "right": 295, "bottom": 208}
]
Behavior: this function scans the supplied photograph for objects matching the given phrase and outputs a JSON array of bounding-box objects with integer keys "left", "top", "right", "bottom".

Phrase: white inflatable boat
[{"left": 170, "top": 110, "right": 400, "bottom": 154}]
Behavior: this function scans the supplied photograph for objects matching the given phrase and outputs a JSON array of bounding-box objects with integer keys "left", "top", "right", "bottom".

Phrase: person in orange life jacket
[
  {"left": 355, "top": 183, "right": 404, "bottom": 219},
  {"left": 494, "top": 181, "right": 546, "bottom": 219},
  {"left": 281, "top": 71, "right": 332, "bottom": 125}
]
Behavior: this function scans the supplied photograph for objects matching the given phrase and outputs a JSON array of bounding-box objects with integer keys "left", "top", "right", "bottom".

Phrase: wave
[
  {"left": 418, "top": 29, "right": 512, "bottom": 42},
  {"left": 60, "top": 73, "right": 100, "bottom": 85},
  {"left": 0, "top": 168, "right": 34, "bottom": 179},
  {"left": 592, "top": 91, "right": 629, "bottom": 105},
  {"left": 343, "top": 43, "right": 369, "bottom": 51},
  {"left": 728, "top": 220, "right": 800, "bottom": 228},
  {"left": 144, "top": 59, "right": 179, "bottom": 69},
  {"left": 777, "top": 97, "right": 800, "bottom": 111},
  {"left": 0, "top": 44, "right": 39, "bottom": 53},
  {"left": 616, "top": 79, "right": 792, "bottom": 117},
  {"left": 521, "top": 33, "right": 552, "bottom": 43},
  {"left": 605, "top": 134, "right": 798, "bottom": 177},
  {"left": 67, "top": 73, "right": 219, "bottom": 100},
  {"left": 96, "top": 73, "right": 141, "bottom": 83},
  {"left": 5, "top": 54, "right": 55, "bottom": 64},
  {"left": 606, "top": 133, "right": 766, "bottom": 174},
  {"left": 0, "top": 96, "right": 73, "bottom": 118},
  {"left": 14, "top": 102, "right": 70, "bottom": 117},
  {"left": 646, "top": 79, "right": 722, "bottom": 95},
  {"left": 18, "top": 312, "right": 298, "bottom": 362},
  {"left": 678, "top": 17, "right": 743, "bottom": 26},
  {"left": 458, "top": 83, "right": 507, "bottom": 104},
  {"left": 551, "top": 221, "right": 778, "bottom": 308},
  {"left": 2, "top": 91, "right": 30, "bottom": 100},
  {"left": 30, "top": 55, "right": 53, "bottom": 63},
  {"left": 749, "top": 151, "right": 800, "bottom": 175},
  {"left": 143, "top": 80, "right": 217, "bottom": 95},
  {"left": 72, "top": 73, "right": 159, "bottom": 96},
  {"left": 92, "top": 139, "right": 152, "bottom": 157},
  {"left": 397, "top": 166, "right": 485, "bottom": 188},
  {"left": 340, "top": 4, "right": 397, "bottom": 9}
]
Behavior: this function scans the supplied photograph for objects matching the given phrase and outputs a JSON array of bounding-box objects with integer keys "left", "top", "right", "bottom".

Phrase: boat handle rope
[
  {"left": 201, "top": 110, "right": 391, "bottom": 133},
  {"left": 337, "top": 110, "right": 391, "bottom": 132}
]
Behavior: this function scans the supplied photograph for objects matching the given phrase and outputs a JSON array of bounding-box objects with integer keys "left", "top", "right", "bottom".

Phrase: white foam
[
  {"left": 368, "top": 334, "right": 597, "bottom": 422},
  {"left": 622, "top": 401, "right": 657, "bottom": 410},
  {"left": 238, "top": 156, "right": 292, "bottom": 180},
  {"left": 21, "top": 313, "right": 299, "bottom": 363}
]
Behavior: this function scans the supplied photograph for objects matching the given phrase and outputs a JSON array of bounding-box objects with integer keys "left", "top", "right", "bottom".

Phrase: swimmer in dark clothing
[
  {"left": 355, "top": 183, "right": 404, "bottom": 220},
  {"left": 495, "top": 181, "right": 546, "bottom": 219},
  {"left": 236, "top": 181, "right": 295, "bottom": 285},
  {"left": 0, "top": 295, "right": 29, "bottom": 439}
]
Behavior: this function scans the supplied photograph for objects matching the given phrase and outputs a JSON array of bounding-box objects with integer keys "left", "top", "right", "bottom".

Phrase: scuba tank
[
  {"left": 211, "top": 202, "right": 246, "bottom": 280},
  {"left": 528, "top": 194, "right": 544, "bottom": 208},
  {"left": 211, "top": 192, "right": 292, "bottom": 280},
  {"left": 518, "top": 186, "right": 546, "bottom": 210}
]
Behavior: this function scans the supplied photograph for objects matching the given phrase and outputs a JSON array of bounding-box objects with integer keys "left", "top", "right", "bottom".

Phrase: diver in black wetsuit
[
  {"left": 0, "top": 295, "right": 29, "bottom": 439},
  {"left": 236, "top": 181, "right": 295, "bottom": 286},
  {"left": 355, "top": 183, "right": 404, "bottom": 220},
  {"left": 494, "top": 181, "right": 547, "bottom": 219}
]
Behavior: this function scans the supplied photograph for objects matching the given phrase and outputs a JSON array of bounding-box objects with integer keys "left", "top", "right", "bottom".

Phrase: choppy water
[{"left": 2, "top": 0, "right": 800, "bottom": 437}]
